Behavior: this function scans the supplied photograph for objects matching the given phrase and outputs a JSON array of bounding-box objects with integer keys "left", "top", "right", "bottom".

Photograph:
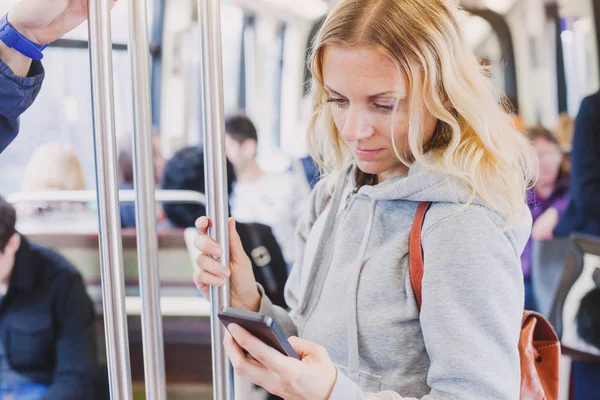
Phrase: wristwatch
[{"left": 0, "top": 13, "right": 47, "bottom": 61}]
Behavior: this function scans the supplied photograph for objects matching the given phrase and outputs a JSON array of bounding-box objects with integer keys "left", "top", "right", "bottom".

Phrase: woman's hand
[
  {"left": 225, "top": 324, "right": 337, "bottom": 400},
  {"left": 193, "top": 217, "right": 261, "bottom": 312},
  {"left": 531, "top": 207, "right": 559, "bottom": 241}
]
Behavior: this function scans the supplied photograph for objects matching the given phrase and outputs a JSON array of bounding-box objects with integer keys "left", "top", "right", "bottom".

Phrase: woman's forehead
[{"left": 322, "top": 45, "right": 407, "bottom": 97}]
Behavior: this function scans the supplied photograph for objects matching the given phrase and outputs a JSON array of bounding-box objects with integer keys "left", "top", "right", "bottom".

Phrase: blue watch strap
[{"left": 0, "top": 14, "right": 47, "bottom": 61}]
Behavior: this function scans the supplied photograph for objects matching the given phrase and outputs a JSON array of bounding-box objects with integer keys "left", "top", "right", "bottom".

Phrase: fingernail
[
  {"left": 223, "top": 269, "right": 231, "bottom": 278},
  {"left": 229, "top": 324, "right": 239, "bottom": 334}
]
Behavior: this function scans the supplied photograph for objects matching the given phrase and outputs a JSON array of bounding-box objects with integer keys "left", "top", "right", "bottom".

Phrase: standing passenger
[
  {"left": 0, "top": 0, "right": 118, "bottom": 153},
  {"left": 193, "top": 1, "right": 535, "bottom": 398}
]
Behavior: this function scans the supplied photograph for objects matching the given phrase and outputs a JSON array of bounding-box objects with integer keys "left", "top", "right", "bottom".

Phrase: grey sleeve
[
  {"left": 419, "top": 208, "right": 523, "bottom": 399},
  {"left": 328, "top": 207, "right": 523, "bottom": 400}
]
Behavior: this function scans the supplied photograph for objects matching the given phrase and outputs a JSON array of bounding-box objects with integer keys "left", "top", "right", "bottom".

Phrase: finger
[
  {"left": 228, "top": 218, "right": 249, "bottom": 263},
  {"left": 193, "top": 269, "right": 226, "bottom": 288},
  {"left": 195, "top": 216, "right": 211, "bottom": 235},
  {"left": 228, "top": 324, "right": 295, "bottom": 374},
  {"left": 195, "top": 254, "right": 231, "bottom": 278},
  {"left": 193, "top": 233, "right": 223, "bottom": 258},
  {"left": 224, "top": 331, "right": 274, "bottom": 388}
]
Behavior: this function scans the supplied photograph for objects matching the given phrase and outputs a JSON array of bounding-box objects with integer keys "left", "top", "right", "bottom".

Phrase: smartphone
[{"left": 218, "top": 307, "right": 300, "bottom": 360}]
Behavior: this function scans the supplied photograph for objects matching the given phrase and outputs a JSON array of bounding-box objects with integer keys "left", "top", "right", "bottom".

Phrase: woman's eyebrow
[{"left": 324, "top": 86, "right": 405, "bottom": 100}]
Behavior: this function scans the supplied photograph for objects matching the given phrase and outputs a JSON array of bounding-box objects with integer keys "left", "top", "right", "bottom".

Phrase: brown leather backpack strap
[{"left": 409, "top": 202, "right": 432, "bottom": 310}]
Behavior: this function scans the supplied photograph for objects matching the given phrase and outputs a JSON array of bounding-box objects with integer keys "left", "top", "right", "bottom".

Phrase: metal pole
[
  {"left": 197, "top": 0, "right": 235, "bottom": 399},
  {"left": 87, "top": 0, "right": 133, "bottom": 399},
  {"left": 128, "top": 1, "right": 167, "bottom": 399}
]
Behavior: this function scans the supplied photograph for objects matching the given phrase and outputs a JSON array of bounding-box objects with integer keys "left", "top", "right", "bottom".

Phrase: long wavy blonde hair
[{"left": 307, "top": 0, "right": 536, "bottom": 227}]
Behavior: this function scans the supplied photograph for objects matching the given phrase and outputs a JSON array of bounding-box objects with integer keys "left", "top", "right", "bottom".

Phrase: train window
[{"left": 561, "top": 17, "right": 599, "bottom": 115}]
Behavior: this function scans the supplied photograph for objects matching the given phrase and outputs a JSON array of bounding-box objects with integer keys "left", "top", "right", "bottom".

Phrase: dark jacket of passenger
[
  {"left": 0, "top": 60, "right": 44, "bottom": 154},
  {"left": 554, "top": 91, "right": 600, "bottom": 237},
  {"left": 0, "top": 237, "right": 98, "bottom": 399}
]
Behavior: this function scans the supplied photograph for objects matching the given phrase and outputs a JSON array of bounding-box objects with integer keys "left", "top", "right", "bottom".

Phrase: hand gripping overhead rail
[{"left": 86, "top": 0, "right": 234, "bottom": 398}]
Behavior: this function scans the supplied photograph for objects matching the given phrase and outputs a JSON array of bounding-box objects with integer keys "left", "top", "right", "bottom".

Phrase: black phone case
[{"left": 218, "top": 307, "right": 300, "bottom": 360}]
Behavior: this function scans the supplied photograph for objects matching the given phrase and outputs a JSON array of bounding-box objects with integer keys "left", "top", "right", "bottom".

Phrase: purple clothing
[{"left": 521, "top": 182, "right": 570, "bottom": 277}]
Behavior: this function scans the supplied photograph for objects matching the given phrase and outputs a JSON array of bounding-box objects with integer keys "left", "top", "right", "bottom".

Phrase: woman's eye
[
  {"left": 327, "top": 98, "right": 348, "bottom": 108},
  {"left": 374, "top": 104, "right": 395, "bottom": 114}
]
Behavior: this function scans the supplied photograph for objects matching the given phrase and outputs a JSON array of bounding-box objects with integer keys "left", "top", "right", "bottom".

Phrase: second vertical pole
[
  {"left": 87, "top": 0, "right": 133, "bottom": 398},
  {"left": 127, "top": 1, "right": 167, "bottom": 399},
  {"left": 197, "top": 0, "right": 235, "bottom": 399}
]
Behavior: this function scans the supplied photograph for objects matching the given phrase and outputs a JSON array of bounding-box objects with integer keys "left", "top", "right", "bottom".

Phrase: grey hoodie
[{"left": 258, "top": 163, "right": 531, "bottom": 399}]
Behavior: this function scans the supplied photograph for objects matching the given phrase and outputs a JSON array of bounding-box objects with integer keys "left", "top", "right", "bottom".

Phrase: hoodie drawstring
[{"left": 346, "top": 199, "right": 378, "bottom": 381}]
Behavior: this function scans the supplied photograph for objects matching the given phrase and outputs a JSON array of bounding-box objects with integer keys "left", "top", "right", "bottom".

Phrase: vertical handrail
[
  {"left": 87, "top": 0, "right": 133, "bottom": 399},
  {"left": 128, "top": 1, "right": 167, "bottom": 399},
  {"left": 197, "top": 0, "right": 235, "bottom": 399}
]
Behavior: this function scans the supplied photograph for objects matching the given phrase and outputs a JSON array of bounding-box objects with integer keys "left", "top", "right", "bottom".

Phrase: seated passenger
[
  {"left": 16, "top": 143, "right": 97, "bottom": 234},
  {"left": 117, "top": 131, "right": 166, "bottom": 228},
  {"left": 161, "top": 146, "right": 289, "bottom": 308},
  {"left": 521, "top": 127, "right": 569, "bottom": 310},
  {"left": 225, "top": 115, "right": 310, "bottom": 265},
  {"left": 0, "top": 196, "right": 99, "bottom": 399}
]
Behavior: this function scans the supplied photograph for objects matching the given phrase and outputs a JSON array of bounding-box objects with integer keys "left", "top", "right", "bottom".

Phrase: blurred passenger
[
  {"left": 555, "top": 91, "right": 600, "bottom": 238},
  {"left": 194, "top": 0, "right": 538, "bottom": 398},
  {"left": 225, "top": 115, "right": 310, "bottom": 265},
  {"left": 521, "top": 127, "right": 569, "bottom": 310},
  {"left": 161, "top": 146, "right": 289, "bottom": 308},
  {"left": 554, "top": 91, "right": 600, "bottom": 399},
  {"left": 117, "top": 131, "right": 166, "bottom": 228},
  {"left": 555, "top": 112, "right": 574, "bottom": 152},
  {"left": 0, "top": 196, "right": 99, "bottom": 399},
  {"left": 0, "top": 0, "right": 94, "bottom": 153},
  {"left": 16, "top": 143, "right": 97, "bottom": 234}
]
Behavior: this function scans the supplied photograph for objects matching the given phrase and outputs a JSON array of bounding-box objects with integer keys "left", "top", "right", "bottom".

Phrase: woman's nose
[{"left": 342, "top": 108, "right": 375, "bottom": 142}]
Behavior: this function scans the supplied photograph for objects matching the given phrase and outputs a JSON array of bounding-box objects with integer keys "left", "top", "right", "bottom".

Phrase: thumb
[
  {"left": 288, "top": 336, "right": 324, "bottom": 359},
  {"left": 228, "top": 218, "right": 248, "bottom": 263}
]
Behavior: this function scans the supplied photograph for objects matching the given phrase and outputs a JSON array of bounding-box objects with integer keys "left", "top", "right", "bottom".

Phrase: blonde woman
[
  {"left": 21, "top": 142, "right": 86, "bottom": 192},
  {"left": 18, "top": 142, "right": 97, "bottom": 233},
  {"left": 194, "top": 0, "right": 535, "bottom": 398}
]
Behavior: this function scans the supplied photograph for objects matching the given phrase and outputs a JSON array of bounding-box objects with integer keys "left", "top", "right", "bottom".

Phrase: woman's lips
[{"left": 354, "top": 148, "right": 383, "bottom": 159}]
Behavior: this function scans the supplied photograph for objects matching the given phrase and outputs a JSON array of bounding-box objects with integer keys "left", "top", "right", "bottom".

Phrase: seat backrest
[
  {"left": 549, "top": 234, "right": 600, "bottom": 361},
  {"left": 24, "top": 229, "right": 197, "bottom": 298},
  {"left": 531, "top": 238, "right": 570, "bottom": 318}
]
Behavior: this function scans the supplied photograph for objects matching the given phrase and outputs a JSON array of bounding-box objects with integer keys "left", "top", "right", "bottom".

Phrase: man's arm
[
  {"left": 0, "top": 0, "right": 117, "bottom": 153},
  {"left": 43, "top": 273, "right": 98, "bottom": 400}
]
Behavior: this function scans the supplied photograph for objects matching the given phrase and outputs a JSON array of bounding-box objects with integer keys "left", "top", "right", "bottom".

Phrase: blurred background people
[{"left": 224, "top": 114, "right": 309, "bottom": 266}]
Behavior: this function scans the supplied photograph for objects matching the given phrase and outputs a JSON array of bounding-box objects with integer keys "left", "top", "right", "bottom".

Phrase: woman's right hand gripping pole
[{"left": 193, "top": 217, "right": 261, "bottom": 312}]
